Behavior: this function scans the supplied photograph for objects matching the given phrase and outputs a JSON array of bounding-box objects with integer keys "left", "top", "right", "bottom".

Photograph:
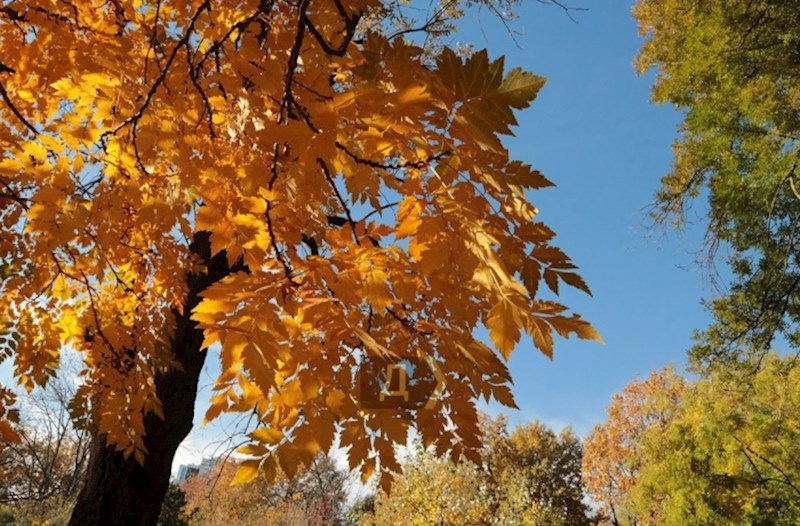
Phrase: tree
[
  {"left": 0, "top": 1, "right": 599, "bottom": 524},
  {"left": 628, "top": 353, "right": 800, "bottom": 525},
  {"left": 0, "top": 361, "right": 90, "bottom": 525},
  {"left": 181, "top": 454, "right": 348, "bottom": 526},
  {"left": 584, "top": 358, "right": 800, "bottom": 525},
  {"left": 363, "top": 417, "right": 594, "bottom": 526},
  {"left": 582, "top": 369, "right": 685, "bottom": 526},
  {"left": 633, "top": 0, "right": 800, "bottom": 369},
  {"left": 487, "top": 420, "right": 593, "bottom": 526},
  {"left": 157, "top": 484, "right": 189, "bottom": 526},
  {"left": 361, "top": 444, "right": 494, "bottom": 526}
]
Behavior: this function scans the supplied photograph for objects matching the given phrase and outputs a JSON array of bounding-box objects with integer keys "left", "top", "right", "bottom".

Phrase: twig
[{"left": 0, "top": 82, "right": 37, "bottom": 134}]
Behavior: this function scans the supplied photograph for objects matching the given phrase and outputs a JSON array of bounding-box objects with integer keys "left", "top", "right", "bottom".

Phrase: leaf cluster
[{"left": 0, "top": 0, "right": 599, "bottom": 491}]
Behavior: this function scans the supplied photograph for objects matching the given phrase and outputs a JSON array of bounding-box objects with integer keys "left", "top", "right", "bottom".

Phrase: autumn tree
[
  {"left": 581, "top": 368, "right": 685, "bottom": 526},
  {"left": 0, "top": 360, "right": 90, "bottom": 524},
  {"left": 363, "top": 417, "right": 594, "bottom": 526},
  {"left": 361, "top": 443, "right": 494, "bottom": 526},
  {"left": 181, "top": 454, "right": 348, "bottom": 526},
  {"left": 627, "top": 353, "right": 800, "bottom": 525},
  {"left": 0, "top": 1, "right": 599, "bottom": 524},
  {"left": 633, "top": 0, "right": 800, "bottom": 369},
  {"left": 487, "top": 420, "right": 593, "bottom": 526}
]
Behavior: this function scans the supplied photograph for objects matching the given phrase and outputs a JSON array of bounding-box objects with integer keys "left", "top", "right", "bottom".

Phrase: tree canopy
[
  {"left": 583, "top": 355, "right": 800, "bottom": 526},
  {"left": 364, "top": 417, "right": 595, "bottom": 526},
  {"left": 0, "top": 0, "right": 599, "bottom": 512},
  {"left": 582, "top": 368, "right": 686, "bottom": 526},
  {"left": 181, "top": 454, "right": 348, "bottom": 525},
  {"left": 633, "top": 0, "right": 800, "bottom": 368}
]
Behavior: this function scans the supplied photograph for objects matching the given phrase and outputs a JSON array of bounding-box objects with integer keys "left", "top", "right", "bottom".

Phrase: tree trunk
[{"left": 68, "top": 234, "right": 237, "bottom": 526}]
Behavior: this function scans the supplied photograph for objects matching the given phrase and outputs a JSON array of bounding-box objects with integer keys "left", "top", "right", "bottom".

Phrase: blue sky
[{"left": 450, "top": 0, "right": 714, "bottom": 436}]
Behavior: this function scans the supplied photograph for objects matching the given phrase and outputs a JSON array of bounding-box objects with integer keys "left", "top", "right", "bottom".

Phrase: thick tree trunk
[{"left": 68, "top": 235, "right": 236, "bottom": 526}]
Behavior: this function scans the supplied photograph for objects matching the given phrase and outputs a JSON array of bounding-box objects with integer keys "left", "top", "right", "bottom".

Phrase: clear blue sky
[{"left": 450, "top": 1, "right": 714, "bottom": 436}]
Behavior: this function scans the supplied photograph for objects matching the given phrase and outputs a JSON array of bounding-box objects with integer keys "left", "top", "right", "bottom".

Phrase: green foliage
[
  {"left": 488, "top": 421, "right": 593, "bottom": 526},
  {"left": 362, "top": 442, "right": 494, "bottom": 526},
  {"left": 585, "top": 355, "right": 800, "bottom": 525},
  {"left": 363, "top": 417, "right": 594, "bottom": 526},
  {"left": 0, "top": 508, "right": 15, "bottom": 526},
  {"left": 0, "top": 498, "right": 73, "bottom": 526},
  {"left": 630, "top": 354, "right": 800, "bottom": 525},
  {"left": 158, "top": 484, "right": 189, "bottom": 526},
  {"left": 634, "top": 0, "right": 800, "bottom": 368}
]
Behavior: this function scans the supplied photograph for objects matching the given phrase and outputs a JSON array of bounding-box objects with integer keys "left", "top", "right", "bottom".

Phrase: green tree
[
  {"left": 364, "top": 417, "right": 594, "bottom": 526},
  {"left": 633, "top": 0, "right": 800, "bottom": 368},
  {"left": 629, "top": 353, "right": 800, "bottom": 525},
  {"left": 585, "top": 357, "right": 800, "bottom": 525},
  {"left": 487, "top": 420, "right": 593, "bottom": 526},
  {"left": 361, "top": 443, "right": 494, "bottom": 526},
  {"left": 157, "top": 484, "right": 189, "bottom": 526}
]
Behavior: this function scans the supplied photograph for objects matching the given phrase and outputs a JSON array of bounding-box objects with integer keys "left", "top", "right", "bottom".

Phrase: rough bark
[{"left": 68, "top": 234, "right": 237, "bottom": 526}]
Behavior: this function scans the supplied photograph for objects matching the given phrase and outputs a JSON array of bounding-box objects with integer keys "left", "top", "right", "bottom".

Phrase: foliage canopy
[
  {"left": 634, "top": 0, "right": 800, "bottom": 368},
  {"left": 365, "top": 417, "right": 594, "bottom": 526},
  {"left": 584, "top": 357, "right": 800, "bottom": 525},
  {"left": 0, "top": 0, "right": 598, "bottom": 491}
]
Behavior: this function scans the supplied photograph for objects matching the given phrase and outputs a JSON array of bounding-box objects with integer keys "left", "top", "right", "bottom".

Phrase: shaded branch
[
  {"left": 0, "top": 82, "right": 37, "bottom": 135},
  {"left": 318, "top": 158, "right": 360, "bottom": 246}
]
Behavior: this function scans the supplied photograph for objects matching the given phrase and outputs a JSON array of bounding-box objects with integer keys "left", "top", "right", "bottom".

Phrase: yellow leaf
[
  {"left": 249, "top": 426, "right": 284, "bottom": 445},
  {"left": 363, "top": 268, "right": 393, "bottom": 309},
  {"left": 231, "top": 459, "right": 260, "bottom": 486},
  {"left": 486, "top": 298, "right": 522, "bottom": 360}
]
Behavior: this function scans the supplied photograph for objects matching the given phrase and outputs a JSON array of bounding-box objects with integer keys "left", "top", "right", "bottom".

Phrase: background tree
[
  {"left": 633, "top": 0, "right": 800, "bottom": 369},
  {"left": 181, "top": 453, "right": 348, "bottom": 526},
  {"left": 157, "top": 484, "right": 190, "bottom": 526},
  {"left": 630, "top": 3, "right": 800, "bottom": 522},
  {"left": 628, "top": 353, "right": 800, "bottom": 525},
  {"left": 582, "top": 369, "right": 685, "bottom": 526},
  {"left": 0, "top": 1, "right": 598, "bottom": 524},
  {"left": 584, "top": 357, "right": 800, "bottom": 525},
  {"left": 361, "top": 444, "right": 494, "bottom": 526},
  {"left": 487, "top": 420, "right": 593, "bottom": 526},
  {"left": 363, "top": 417, "right": 594, "bottom": 526},
  {"left": 0, "top": 362, "right": 89, "bottom": 525}
]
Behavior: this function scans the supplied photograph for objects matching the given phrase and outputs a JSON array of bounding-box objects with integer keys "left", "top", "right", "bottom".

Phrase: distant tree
[
  {"left": 629, "top": 354, "right": 800, "bottom": 525},
  {"left": 0, "top": 364, "right": 89, "bottom": 525},
  {"left": 585, "top": 357, "right": 800, "bottom": 525},
  {"left": 581, "top": 369, "right": 685, "bottom": 526},
  {"left": 182, "top": 453, "right": 348, "bottom": 526},
  {"left": 634, "top": 0, "right": 800, "bottom": 369},
  {"left": 362, "top": 443, "right": 493, "bottom": 526},
  {"left": 487, "top": 420, "right": 594, "bottom": 526},
  {"left": 364, "top": 416, "right": 594, "bottom": 526},
  {"left": 157, "top": 484, "right": 189, "bottom": 526},
  {"left": 345, "top": 495, "right": 376, "bottom": 525}
]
